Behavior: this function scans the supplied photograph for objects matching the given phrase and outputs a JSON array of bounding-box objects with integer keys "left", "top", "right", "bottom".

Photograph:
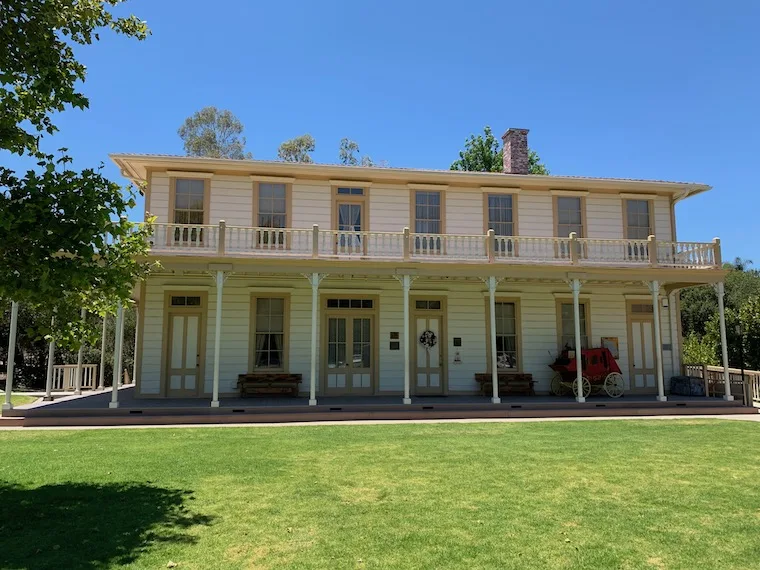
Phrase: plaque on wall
[
  {"left": 390, "top": 341, "right": 400, "bottom": 351},
  {"left": 390, "top": 332, "right": 399, "bottom": 340},
  {"left": 601, "top": 337, "right": 619, "bottom": 359}
]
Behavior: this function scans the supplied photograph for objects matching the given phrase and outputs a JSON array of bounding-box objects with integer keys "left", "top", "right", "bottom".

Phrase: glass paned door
[
  {"left": 326, "top": 316, "right": 372, "bottom": 394},
  {"left": 337, "top": 203, "right": 363, "bottom": 254},
  {"left": 166, "top": 313, "right": 202, "bottom": 397}
]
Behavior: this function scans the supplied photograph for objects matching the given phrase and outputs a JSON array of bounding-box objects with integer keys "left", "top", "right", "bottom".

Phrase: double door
[
  {"left": 166, "top": 312, "right": 203, "bottom": 397},
  {"left": 414, "top": 308, "right": 446, "bottom": 395},
  {"left": 628, "top": 306, "right": 657, "bottom": 392},
  {"left": 325, "top": 315, "right": 373, "bottom": 395}
]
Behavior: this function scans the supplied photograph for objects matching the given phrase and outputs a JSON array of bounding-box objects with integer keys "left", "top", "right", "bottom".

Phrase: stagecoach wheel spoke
[
  {"left": 604, "top": 372, "right": 625, "bottom": 398},
  {"left": 572, "top": 376, "right": 591, "bottom": 399},
  {"left": 550, "top": 372, "right": 564, "bottom": 396}
]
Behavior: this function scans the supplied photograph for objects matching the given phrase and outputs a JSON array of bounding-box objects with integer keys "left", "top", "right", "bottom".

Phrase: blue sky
[{"left": 5, "top": 0, "right": 759, "bottom": 262}]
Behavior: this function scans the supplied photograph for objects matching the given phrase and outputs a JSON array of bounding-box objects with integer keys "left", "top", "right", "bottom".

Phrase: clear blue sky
[{"left": 5, "top": 0, "right": 759, "bottom": 262}]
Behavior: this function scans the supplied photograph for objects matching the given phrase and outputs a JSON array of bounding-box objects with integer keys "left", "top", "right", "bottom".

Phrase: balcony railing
[{"left": 145, "top": 222, "right": 722, "bottom": 269}]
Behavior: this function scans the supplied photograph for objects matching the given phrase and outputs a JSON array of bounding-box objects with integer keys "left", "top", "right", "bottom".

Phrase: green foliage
[
  {"left": 450, "top": 126, "right": 550, "bottom": 174},
  {"left": 338, "top": 138, "right": 376, "bottom": 167},
  {"left": 277, "top": 134, "right": 315, "bottom": 163},
  {"left": 738, "top": 296, "right": 760, "bottom": 370},
  {"left": 682, "top": 332, "right": 718, "bottom": 366},
  {"left": 0, "top": 0, "right": 149, "bottom": 156},
  {"left": 177, "top": 107, "right": 252, "bottom": 159}
]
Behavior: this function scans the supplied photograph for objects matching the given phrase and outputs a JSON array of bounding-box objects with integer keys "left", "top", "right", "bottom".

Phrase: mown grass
[
  {"left": 0, "top": 420, "right": 758, "bottom": 569},
  {"left": 8, "top": 394, "right": 38, "bottom": 406}
]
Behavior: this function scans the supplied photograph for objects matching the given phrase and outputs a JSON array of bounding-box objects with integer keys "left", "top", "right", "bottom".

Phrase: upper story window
[
  {"left": 625, "top": 199, "right": 652, "bottom": 240},
  {"left": 414, "top": 191, "right": 442, "bottom": 234},
  {"left": 556, "top": 196, "right": 584, "bottom": 238},
  {"left": 258, "top": 183, "right": 287, "bottom": 228},
  {"left": 486, "top": 194, "right": 515, "bottom": 236},
  {"left": 174, "top": 179, "right": 206, "bottom": 225}
]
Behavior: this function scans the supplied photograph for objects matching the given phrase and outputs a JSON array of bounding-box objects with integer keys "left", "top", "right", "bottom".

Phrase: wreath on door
[{"left": 419, "top": 330, "right": 437, "bottom": 349}]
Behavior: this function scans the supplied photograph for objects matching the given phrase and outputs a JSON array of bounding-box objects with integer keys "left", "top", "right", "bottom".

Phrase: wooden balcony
[{"left": 145, "top": 222, "right": 721, "bottom": 269}]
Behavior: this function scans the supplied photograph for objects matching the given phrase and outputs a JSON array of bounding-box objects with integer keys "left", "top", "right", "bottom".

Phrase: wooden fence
[
  {"left": 683, "top": 364, "right": 760, "bottom": 407},
  {"left": 52, "top": 364, "right": 98, "bottom": 391}
]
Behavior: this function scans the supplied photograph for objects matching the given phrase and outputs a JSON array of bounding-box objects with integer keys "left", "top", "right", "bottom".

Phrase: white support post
[
  {"left": 98, "top": 315, "right": 107, "bottom": 390},
  {"left": 649, "top": 280, "right": 667, "bottom": 402},
  {"left": 132, "top": 304, "right": 140, "bottom": 386},
  {"left": 308, "top": 273, "right": 322, "bottom": 406},
  {"left": 402, "top": 275, "right": 412, "bottom": 405},
  {"left": 3, "top": 301, "right": 19, "bottom": 411},
  {"left": 570, "top": 279, "right": 585, "bottom": 402},
  {"left": 716, "top": 281, "right": 734, "bottom": 401},
  {"left": 110, "top": 303, "right": 124, "bottom": 409},
  {"left": 487, "top": 276, "right": 501, "bottom": 404},
  {"left": 44, "top": 316, "right": 55, "bottom": 401},
  {"left": 74, "top": 308, "right": 86, "bottom": 395},
  {"left": 211, "top": 270, "right": 224, "bottom": 408}
]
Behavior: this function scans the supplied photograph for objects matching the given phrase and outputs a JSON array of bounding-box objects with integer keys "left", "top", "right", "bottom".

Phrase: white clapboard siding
[
  {"left": 517, "top": 191, "right": 553, "bottom": 236},
  {"left": 209, "top": 176, "right": 253, "bottom": 226},
  {"left": 445, "top": 188, "right": 483, "bottom": 235},
  {"left": 291, "top": 183, "right": 331, "bottom": 229},
  {"left": 149, "top": 173, "right": 171, "bottom": 223},
  {"left": 369, "top": 186, "right": 409, "bottom": 233},
  {"left": 653, "top": 196, "right": 673, "bottom": 241},
  {"left": 586, "top": 195, "right": 624, "bottom": 239}
]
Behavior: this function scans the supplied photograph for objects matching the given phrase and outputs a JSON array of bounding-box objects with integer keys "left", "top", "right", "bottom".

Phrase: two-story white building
[{"left": 111, "top": 128, "right": 731, "bottom": 407}]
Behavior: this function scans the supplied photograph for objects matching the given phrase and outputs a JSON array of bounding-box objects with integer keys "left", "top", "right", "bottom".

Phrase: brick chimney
[{"left": 502, "top": 128, "right": 529, "bottom": 175}]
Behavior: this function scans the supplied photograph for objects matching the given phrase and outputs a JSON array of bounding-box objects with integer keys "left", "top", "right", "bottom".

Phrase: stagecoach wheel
[
  {"left": 604, "top": 372, "right": 625, "bottom": 398},
  {"left": 572, "top": 376, "right": 591, "bottom": 399},
  {"left": 550, "top": 372, "right": 564, "bottom": 396}
]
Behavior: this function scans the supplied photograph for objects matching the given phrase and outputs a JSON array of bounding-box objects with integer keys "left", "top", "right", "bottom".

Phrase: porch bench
[
  {"left": 237, "top": 373, "right": 302, "bottom": 397},
  {"left": 474, "top": 373, "right": 535, "bottom": 396}
]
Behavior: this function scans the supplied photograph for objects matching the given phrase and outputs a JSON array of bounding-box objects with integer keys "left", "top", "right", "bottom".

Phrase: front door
[
  {"left": 413, "top": 301, "right": 446, "bottom": 395},
  {"left": 166, "top": 312, "right": 202, "bottom": 397},
  {"left": 336, "top": 202, "right": 364, "bottom": 254},
  {"left": 627, "top": 303, "right": 657, "bottom": 393},
  {"left": 325, "top": 315, "right": 373, "bottom": 395}
]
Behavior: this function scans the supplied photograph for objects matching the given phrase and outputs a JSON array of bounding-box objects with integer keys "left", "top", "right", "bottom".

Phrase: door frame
[
  {"left": 160, "top": 291, "right": 208, "bottom": 398},
  {"left": 626, "top": 300, "right": 657, "bottom": 394},
  {"left": 320, "top": 293, "right": 380, "bottom": 396},
  {"left": 410, "top": 295, "right": 448, "bottom": 396}
]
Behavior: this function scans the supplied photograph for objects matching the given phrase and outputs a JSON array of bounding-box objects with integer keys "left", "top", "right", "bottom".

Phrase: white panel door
[
  {"left": 629, "top": 317, "right": 657, "bottom": 392},
  {"left": 414, "top": 314, "right": 444, "bottom": 395},
  {"left": 166, "top": 313, "right": 202, "bottom": 397}
]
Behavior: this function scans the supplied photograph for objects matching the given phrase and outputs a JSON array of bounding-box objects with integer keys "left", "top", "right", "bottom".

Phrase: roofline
[{"left": 110, "top": 154, "right": 712, "bottom": 199}]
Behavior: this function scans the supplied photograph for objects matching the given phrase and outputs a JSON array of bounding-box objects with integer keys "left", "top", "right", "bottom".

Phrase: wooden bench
[
  {"left": 474, "top": 373, "right": 535, "bottom": 396},
  {"left": 237, "top": 373, "right": 302, "bottom": 397}
]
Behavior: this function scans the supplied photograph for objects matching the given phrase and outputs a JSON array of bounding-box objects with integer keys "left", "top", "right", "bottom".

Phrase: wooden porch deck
[{"left": 3, "top": 386, "right": 755, "bottom": 427}]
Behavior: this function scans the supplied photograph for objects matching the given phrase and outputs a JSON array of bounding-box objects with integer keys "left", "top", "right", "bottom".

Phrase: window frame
[
  {"left": 483, "top": 192, "right": 519, "bottom": 236},
  {"left": 553, "top": 194, "right": 586, "bottom": 238},
  {"left": 331, "top": 185, "right": 370, "bottom": 231},
  {"left": 411, "top": 190, "right": 446, "bottom": 235},
  {"left": 248, "top": 293, "right": 290, "bottom": 373},
  {"left": 485, "top": 297, "right": 523, "bottom": 373},
  {"left": 169, "top": 177, "right": 211, "bottom": 225},
  {"left": 555, "top": 298, "right": 592, "bottom": 352},
  {"left": 623, "top": 198, "right": 654, "bottom": 240},
  {"left": 253, "top": 181, "right": 292, "bottom": 230}
]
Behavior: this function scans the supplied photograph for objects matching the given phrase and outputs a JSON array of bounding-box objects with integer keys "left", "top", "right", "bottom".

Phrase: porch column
[
  {"left": 74, "top": 308, "right": 86, "bottom": 395},
  {"left": 402, "top": 275, "right": 412, "bottom": 405},
  {"left": 44, "top": 316, "right": 55, "bottom": 401},
  {"left": 211, "top": 270, "right": 224, "bottom": 408},
  {"left": 570, "top": 279, "right": 585, "bottom": 403},
  {"left": 487, "top": 276, "right": 501, "bottom": 404},
  {"left": 307, "top": 273, "right": 325, "bottom": 406},
  {"left": 648, "top": 280, "right": 667, "bottom": 402},
  {"left": 668, "top": 291, "right": 681, "bottom": 377},
  {"left": 2, "top": 301, "right": 19, "bottom": 411},
  {"left": 715, "top": 281, "right": 734, "bottom": 400},
  {"left": 110, "top": 302, "right": 125, "bottom": 409},
  {"left": 98, "top": 315, "right": 108, "bottom": 390}
]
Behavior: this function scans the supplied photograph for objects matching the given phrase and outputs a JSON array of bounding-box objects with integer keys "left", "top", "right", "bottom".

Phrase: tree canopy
[
  {"left": 278, "top": 134, "right": 315, "bottom": 163},
  {"left": 178, "top": 107, "right": 252, "bottom": 159},
  {"left": 339, "top": 138, "right": 376, "bottom": 166},
  {"left": 0, "top": 0, "right": 152, "bottom": 349},
  {"left": 450, "top": 126, "right": 549, "bottom": 175}
]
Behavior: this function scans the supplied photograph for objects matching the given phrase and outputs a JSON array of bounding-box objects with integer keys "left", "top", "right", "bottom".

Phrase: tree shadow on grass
[{"left": 0, "top": 482, "right": 213, "bottom": 570}]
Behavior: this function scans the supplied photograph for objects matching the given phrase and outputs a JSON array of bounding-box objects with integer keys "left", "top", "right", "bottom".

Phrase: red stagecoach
[{"left": 549, "top": 347, "right": 625, "bottom": 398}]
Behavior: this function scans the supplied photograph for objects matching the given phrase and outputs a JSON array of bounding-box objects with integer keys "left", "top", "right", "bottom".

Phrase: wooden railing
[
  {"left": 684, "top": 364, "right": 760, "bottom": 406},
  {"left": 145, "top": 222, "right": 721, "bottom": 269},
  {"left": 52, "top": 364, "right": 98, "bottom": 391}
]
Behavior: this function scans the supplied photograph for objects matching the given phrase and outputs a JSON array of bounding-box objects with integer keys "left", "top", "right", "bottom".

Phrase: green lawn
[
  {"left": 8, "top": 394, "right": 38, "bottom": 406},
  {"left": 0, "top": 420, "right": 759, "bottom": 569}
]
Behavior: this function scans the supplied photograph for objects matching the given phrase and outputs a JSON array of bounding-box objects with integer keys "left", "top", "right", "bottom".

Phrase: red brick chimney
[{"left": 502, "top": 128, "right": 529, "bottom": 175}]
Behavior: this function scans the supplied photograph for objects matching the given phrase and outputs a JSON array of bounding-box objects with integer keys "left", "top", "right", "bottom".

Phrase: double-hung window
[
  {"left": 173, "top": 179, "right": 206, "bottom": 243},
  {"left": 257, "top": 183, "right": 288, "bottom": 246},
  {"left": 414, "top": 191, "right": 442, "bottom": 252},
  {"left": 556, "top": 196, "right": 584, "bottom": 259},
  {"left": 559, "top": 302, "right": 589, "bottom": 350},
  {"left": 625, "top": 200, "right": 652, "bottom": 239},
  {"left": 252, "top": 297, "right": 286, "bottom": 370},
  {"left": 487, "top": 194, "right": 515, "bottom": 255},
  {"left": 494, "top": 301, "right": 518, "bottom": 370}
]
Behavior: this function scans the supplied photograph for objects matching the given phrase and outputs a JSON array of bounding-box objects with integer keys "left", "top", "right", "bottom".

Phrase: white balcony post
[
  {"left": 308, "top": 272, "right": 323, "bottom": 406},
  {"left": 74, "top": 308, "right": 86, "bottom": 395},
  {"left": 570, "top": 279, "right": 585, "bottom": 403},
  {"left": 648, "top": 280, "right": 667, "bottom": 402},
  {"left": 402, "top": 275, "right": 412, "bottom": 404},
  {"left": 44, "top": 316, "right": 56, "bottom": 401},
  {"left": 211, "top": 270, "right": 224, "bottom": 408},
  {"left": 487, "top": 276, "right": 500, "bottom": 404},
  {"left": 98, "top": 315, "right": 108, "bottom": 390},
  {"left": 110, "top": 302, "right": 124, "bottom": 409},
  {"left": 715, "top": 281, "right": 734, "bottom": 400},
  {"left": 3, "top": 301, "right": 19, "bottom": 411}
]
